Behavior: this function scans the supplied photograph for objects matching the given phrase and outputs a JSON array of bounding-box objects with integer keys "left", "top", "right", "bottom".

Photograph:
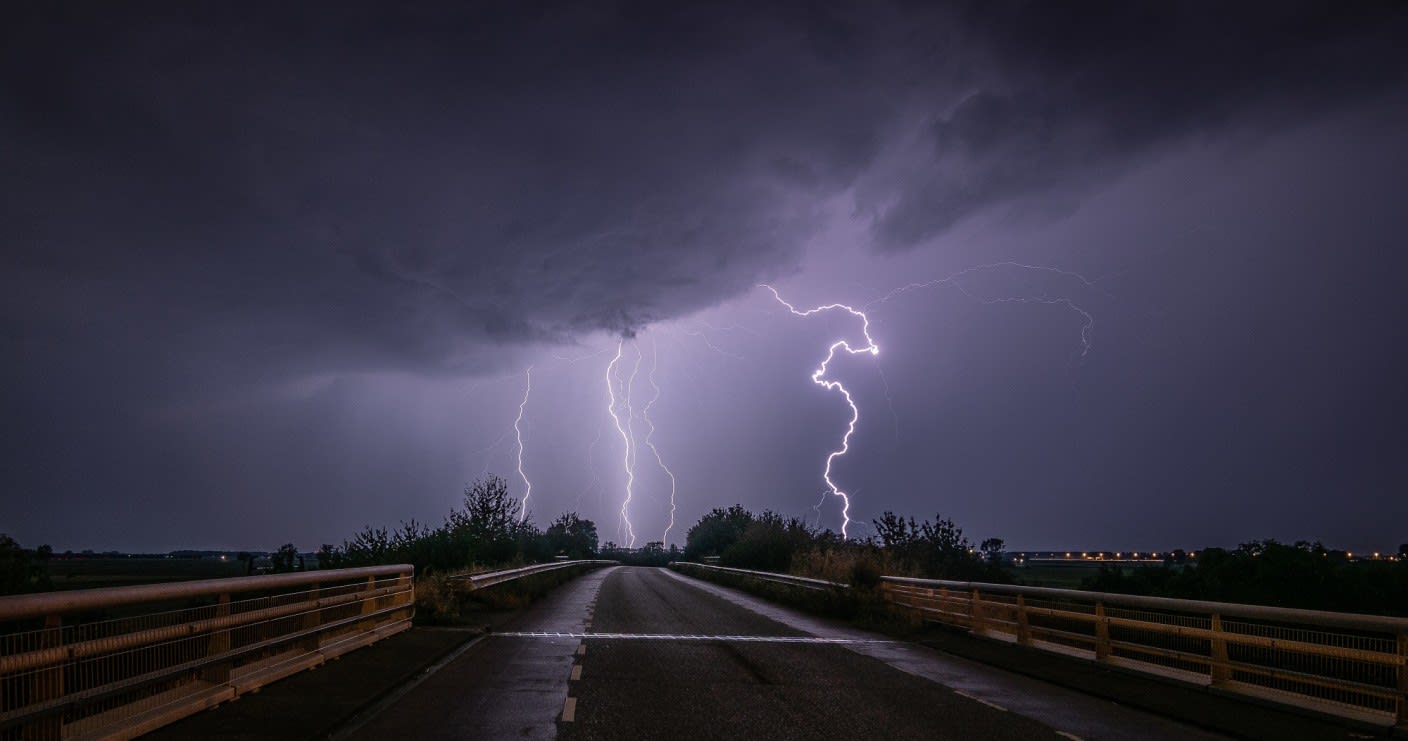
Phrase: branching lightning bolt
[
  {"left": 514, "top": 366, "right": 533, "bottom": 523},
  {"left": 643, "top": 336, "right": 678, "bottom": 546},
  {"left": 762, "top": 285, "right": 878, "bottom": 539},
  {"left": 867, "top": 261, "right": 1100, "bottom": 357},
  {"left": 605, "top": 339, "right": 639, "bottom": 548}
]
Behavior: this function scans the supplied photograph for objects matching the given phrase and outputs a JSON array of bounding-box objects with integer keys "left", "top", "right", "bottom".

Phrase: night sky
[{"left": 4, "top": 2, "right": 1407, "bottom": 554}]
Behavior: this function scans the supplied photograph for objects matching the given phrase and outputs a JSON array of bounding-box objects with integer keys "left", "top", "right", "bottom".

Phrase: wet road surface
[{"left": 346, "top": 566, "right": 1225, "bottom": 740}]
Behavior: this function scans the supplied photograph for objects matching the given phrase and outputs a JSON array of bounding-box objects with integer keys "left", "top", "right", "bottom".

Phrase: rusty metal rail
[
  {"left": 882, "top": 576, "right": 1408, "bottom": 730},
  {"left": 449, "top": 560, "right": 617, "bottom": 590},
  {"left": 0, "top": 564, "right": 414, "bottom": 740}
]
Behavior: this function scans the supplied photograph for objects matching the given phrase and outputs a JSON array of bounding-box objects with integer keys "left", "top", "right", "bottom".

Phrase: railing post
[
  {"left": 1210, "top": 613, "right": 1231, "bottom": 686},
  {"left": 1094, "top": 601, "right": 1110, "bottom": 661},
  {"left": 201, "top": 593, "right": 233, "bottom": 684},
  {"left": 397, "top": 568, "right": 416, "bottom": 621},
  {"left": 971, "top": 589, "right": 984, "bottom": 634},
  {"left": 300, "top": 582, "right": 322, "bottom": 652},
  {"left": 1396, "top": 630, "right": 1406, "bottom": 727},
  {"left": 1015, "top": 594, "right": 1032, "bottom": 645},
  {"left": 30, "top": 613, "right": 63, "bottom": 740},
  {"left": 359, "top": 575, "right": 377, "bottom": 617}
]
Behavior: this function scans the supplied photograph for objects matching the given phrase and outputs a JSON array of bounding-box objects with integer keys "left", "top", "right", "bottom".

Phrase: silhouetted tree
[
  {"left": 271, "top": 543, "right": 299, "bottom": 573},
  {"left": 545, "top": 513, "right": 598, "bottom": 559},
  {"left": 685, "top": 504, "right": 754, "bottom": 560},
  {"left": 0, "top": 535, "right": 49, "bottom": 595}
]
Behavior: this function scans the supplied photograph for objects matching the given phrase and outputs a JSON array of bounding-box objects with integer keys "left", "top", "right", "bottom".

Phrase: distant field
[
  {"left": 46, "top": 558, "right": 248, "bottom": 590},
  {"left": 1010, "top": 562, "right": 1120, "bottom": 589}
]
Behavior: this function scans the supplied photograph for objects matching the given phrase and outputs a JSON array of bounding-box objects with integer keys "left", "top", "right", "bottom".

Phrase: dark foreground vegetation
[{"left": 5, "top": 490, "right": 1405, "bottom": 619}]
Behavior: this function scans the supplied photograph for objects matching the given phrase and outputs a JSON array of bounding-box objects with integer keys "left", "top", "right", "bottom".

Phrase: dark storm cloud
[
  {"left": 867, "top": 1, "right": 1408, "bottom": 248},
  {"left": 5, "top": 1, "right": 1408, "bottom": 551},
  {"left": 2, "top": 2, "right": 915, "bottom": 381}
]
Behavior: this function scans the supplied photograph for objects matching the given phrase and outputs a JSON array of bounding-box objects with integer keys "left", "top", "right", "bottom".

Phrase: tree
[
  {"left": 271, "top": 543, "right": 299, "bottom": 573},
  {"left": 684, "top": 505, "right": 754, "bottom": 560},
  {"left": 722, "top": 511, "right": 813, "bottom": 572},
  {"left": 1400, "top": 543, "right": 1407, "bottom": 559},
  {"left": 871, "top": 512, "right": 1001, "bottom": 581},
  {"left": 545, "top": 513, "right": 599, "bottom": 559},
  {"left": 447, "top": 475, "right": 520, "bottom": 564},
  {"left": 980, "top": 538, "right": 1006, "bottom": 563}
]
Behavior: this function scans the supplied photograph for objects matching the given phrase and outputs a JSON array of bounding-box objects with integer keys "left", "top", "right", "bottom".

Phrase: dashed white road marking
[
  {"left": 577, "top": 642, "right": 586, "bottom": 656},
  {"left": 570, "top": 664, "right": 582, "bottom": 681},
  {"left": 561, "top": 696, "right": 576, "bottom": 722},
  {"left": 1055, "top": 732, "right": 1085, "bottom": 741},
  {"left": 954, "top": 690, "right": 1008, "bottom": 713}
]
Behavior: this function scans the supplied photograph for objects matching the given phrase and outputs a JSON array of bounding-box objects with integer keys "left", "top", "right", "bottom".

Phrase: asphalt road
[
  {"left": 560, "top": 566, "right": 1063, "bottom": 740},
  {"left": 342, "top": 566, "right": 1227, "bottom": 740}
]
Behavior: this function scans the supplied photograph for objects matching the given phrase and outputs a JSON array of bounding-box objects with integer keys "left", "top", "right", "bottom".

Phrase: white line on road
[
  {"left": 1055, "top": 732, "right": 1085, "bottom": 741},
  {"left": 562, "top": 696, "right": 576, "bottom": 722},
  {"left": 570, "top": 664, "right": 582, "bottom": 681},
  {"left": 954, "top": 690, "right": 1008, "bottom": 713}
]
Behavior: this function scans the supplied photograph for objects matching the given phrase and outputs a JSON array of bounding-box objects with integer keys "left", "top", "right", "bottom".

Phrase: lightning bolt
[
  {"left": 867, "top": 261, "right": 1100, "bottom": 357},
  {"left": 605, "top": 338, "right": 639, "bottom": 548},
  {"left": 514, "top": 366, "right": 533, "bottom": 522},
  {"left": 762, "top": 284, "right": 878, "bottom": 539},
  {"left": 643, "top": 336, "right": 679, "bottom": 546}
]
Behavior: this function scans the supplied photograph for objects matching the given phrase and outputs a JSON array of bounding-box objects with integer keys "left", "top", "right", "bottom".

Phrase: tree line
[
  {"left": 312, "top": 475, "right": 599, "bottom": 575},
  {"left": 1081, "top": 539, "right": 1408, "bottom": 616},
  {"left": 682, "top": 504, "right": 1010, "bottom": 586}
]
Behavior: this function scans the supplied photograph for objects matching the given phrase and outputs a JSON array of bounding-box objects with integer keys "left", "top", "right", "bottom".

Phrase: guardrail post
[
  {"left": 1396, "top": 630, "right": 1406, "bottom": 726},
  {"left": 971, "top": 589, "right": 984, "bottom": 634},
  {"left": 1015, "top": 594, "right": 1032, "bottom": 645},
  {"left": 1094, "top": 601, "right": 1110, "bottom": 661},
  {"left": 399, "top": 568, "right": 415, "bottom": 618},
  {"left": 31, "top": 613, "right": 63, "bottom": 740},
  {"left": 201, "top": 593, "right": 233, "bottom": 684},
  {"left": 300, "top": 582, "right": 322, "bottom": 652},
  {"left": 359, "top": 575, "right": 377, "bottom": 617},
  {"left": 1210, "top": 613, "right": 1231, "bottom": 686}
]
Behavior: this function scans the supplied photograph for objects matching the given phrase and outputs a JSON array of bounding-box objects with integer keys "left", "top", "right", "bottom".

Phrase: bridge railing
[
  {"left": 0, "top": 564, "right": 414, "bottom": 741},
  {"left": 449, "top": 559, "right": 617, "bottom": 590},
  {"left": 882, "top": 576, "right": 1408, "bottom": 730}
]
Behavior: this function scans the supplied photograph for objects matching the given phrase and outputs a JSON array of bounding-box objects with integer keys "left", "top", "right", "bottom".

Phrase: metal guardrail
[
  {"left": 670, "top": 562, "right": 847, "bottom": 592},
  {"left": 449, "top": 560, "right": 618, "bottom": 590},
  {"left": 881, "top": 576, "right": 1408, "bottom": 729},
  {"left": 0, "top": 564, "right": 414, "bottom": 741}
]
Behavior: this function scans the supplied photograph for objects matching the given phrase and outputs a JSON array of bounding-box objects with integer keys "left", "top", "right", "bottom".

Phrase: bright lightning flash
[
  {"left": 515, "top": 366, "right": 533, "bottom": 522},
  {"left": 644, "top": 337, "right": 679, "bottom": 546},
  {"left": 605, "top": 339, "right": 639, "bottom": 547},
  {"left": 762, "top": 285, "right": 878, "bottom": 539}
]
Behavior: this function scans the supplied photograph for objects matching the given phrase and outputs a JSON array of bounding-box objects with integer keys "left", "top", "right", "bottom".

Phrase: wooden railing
[
  {"left": 0, "top": 564, "right": 414, "bottom": 740},
  {"left": 882, "top": 576, "right": 1408, "bottom": 730}
]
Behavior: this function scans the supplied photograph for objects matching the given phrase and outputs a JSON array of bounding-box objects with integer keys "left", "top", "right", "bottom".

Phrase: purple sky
[{"left": 4, "top": 2, "right": 1407, "bottom": 553}]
